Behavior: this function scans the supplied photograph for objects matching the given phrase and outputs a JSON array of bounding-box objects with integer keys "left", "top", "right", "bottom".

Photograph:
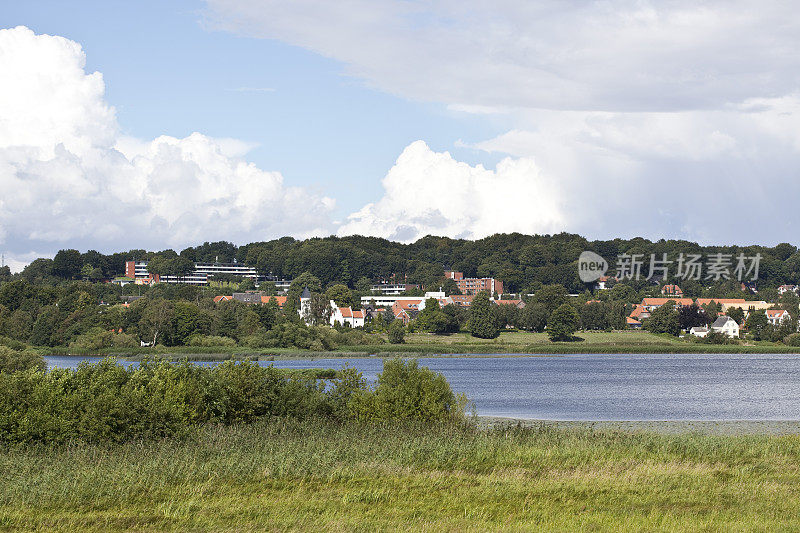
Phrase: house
[
  {"left": 233, "top": 291, "right": 264, "bottom": 304},
  {"left": 629, "top": 305, "right": 649, "bottom": 321},
  {"left": 661, "top": 284, "right": 683, "bottom": 297},
  {"left": 626, "top": 316, "right": 642, "bottom": 329},
  {"left": 689, "top": 326, "right": 710, "bottom": 338},
  {"left": 766, "top": 309, "right": 792, "bottom": 326},
  {"left": 213, "top": 295, "right": 233, "bottom": 303},
  {"left": 111, "top": 276, "right": 135, "bottom": 287},
  {"left": 393, "top": 307, "right": 419, "bottom": 325},
  {"left": 494, "top": 299, "right": 526, "bottom": 309},
  {"left": 778, "top": 285, "right": 799, "bottom": 295},
  {"left": 711, "top": 316, "right": 740, "bottom": 338},
  {"left": 330, "top": 302, "right": 365, "bottom": 328},
  {"left": 392, "top": 299, "right": 423, "bottom": 319},
  {"left": 696, "top": 298, "right": 745, "bottom": 308}
]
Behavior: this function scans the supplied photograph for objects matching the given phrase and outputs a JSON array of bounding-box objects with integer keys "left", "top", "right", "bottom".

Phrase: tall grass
[{"left": 2, "top": 421, "right": 800, "bottom": 530}]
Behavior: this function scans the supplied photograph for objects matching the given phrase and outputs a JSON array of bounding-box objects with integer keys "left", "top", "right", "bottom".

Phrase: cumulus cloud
[
  {"left": 337, "top": 141, "right": 564, "bottom": 241},
  {"left": 0, "top": 26, "right": 333, "bottom": 270}
]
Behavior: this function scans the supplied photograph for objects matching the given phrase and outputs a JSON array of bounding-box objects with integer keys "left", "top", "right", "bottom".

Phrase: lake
[{"left": 44, "top": 353, "right": 800, "bottom": 421}]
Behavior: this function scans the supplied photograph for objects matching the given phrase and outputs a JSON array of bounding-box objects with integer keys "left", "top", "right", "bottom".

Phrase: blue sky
[
  {"left": 3, "top": 1, "right": 800, "bottom": 271},
  {"left": 1, "top": 0, "right": 503, "bottom": 220}
]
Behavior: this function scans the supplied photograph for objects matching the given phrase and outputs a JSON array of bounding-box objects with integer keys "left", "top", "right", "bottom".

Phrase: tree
[
  {"left": 679, "top": 304, "right": 710, "bottom": 330},
  {"left": 387, "top": 320, "right": 405, "bottom": 343},
  {"left": 547, "top": 303, "right": 580, "bottom": 341},
  {"left": 306, "top": 294, "right": 332, "bottom": 326},
  {"left": 726, "top": 306, "right": 745, "bottom": 325},
  {"left": 644, "top": 302, "right": 681, "bottom": 336},
  {"left": 139, "top": 299, "right": 174, "bottom": 346},
  {"left": 326, "top": 284, "right": 354, "bottom": 308},
  {"left": 52, "top": 249, "right": 82, "bottom": 279},
  {"left": 520, "top": 303, "right": 548, "bottom": 332},
  {"left": 745, "top": 310, "right": 770, "bottom": 341},
  {"left": 580, "top": 302, "right": 609, "bottom": 330},
  {"left": 468, "top": 291, "right": 500, "bottom": 339},
  {"left": 0, "top": 265, "right": 11, "bottom": 283},
  {"left": 441, "top": 277, "right": 462, "bottom": 296},
  {"left": 532, "top": 284, "right": 569, "bottom": 313},
  {"left": 286, "top": 272, "right": 322, "bottom": 311}
]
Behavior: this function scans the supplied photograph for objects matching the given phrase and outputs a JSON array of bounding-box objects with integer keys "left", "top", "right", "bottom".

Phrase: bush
[
  {"left": 348, "top": 359, "right": 467, "bottom": 423},
  {"left": 784, "top": 333, "right": 800, "bottom": 346},
  {"left": 0, "top": 357, "right": 468, "bottom": 443},
  {"left": 0, "top": 346, "right": 46, "bottom": 373},
  {"left": 387, "top": 321, "right": 405, "bottom": 344}
]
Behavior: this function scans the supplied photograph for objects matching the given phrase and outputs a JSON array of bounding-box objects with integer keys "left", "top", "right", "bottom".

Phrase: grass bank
[
  {"left": 43, "top": 330, "right": 800, "bottom": 359},
  {"left": 3, "top": 420, "right": 800, "bottom": 531}
]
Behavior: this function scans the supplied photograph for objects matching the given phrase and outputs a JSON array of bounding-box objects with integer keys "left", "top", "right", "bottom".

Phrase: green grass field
[{"left": 3, "top": 420, "right": 800, "bottom": 531}]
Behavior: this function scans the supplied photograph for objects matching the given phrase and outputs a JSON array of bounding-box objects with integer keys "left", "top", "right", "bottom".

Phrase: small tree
[
  {"left": 547, "top": 303, "right": 580, "bottom": 341},
  {"left": 468, "top": 291, "right": 499, "bottom": 339},
  {"left": 726, "top": 306, "right": 745, "bottom": 325},
  {"left": 387, "top": 320, "right": 405, "bottom": 344},
  {"left": 745, "top": 310, "right": 770, "bottom": 341},
  {"left": 644, "top": 301, "right": 681, "bottom": 336}
]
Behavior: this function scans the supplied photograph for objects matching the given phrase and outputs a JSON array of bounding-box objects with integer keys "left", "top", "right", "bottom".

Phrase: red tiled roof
[
  {"left": 213, "top": 295, "right": 233, "bottom": 303},
  {"left": 641, "top": 298, "right": 694, "bottom": 307},
  {"left": 766, "top": 310, "right": 788, "bottom": 318},
  {"left": 626, "top": 317, "right": 642, "bottom": 325},
  {"left": 629, "top": 305, "right": 647, "bottom": 319},
  {"left": 340, "top": 307, "right": 353, "bottom": 318},
  {"left": 495, "top": 300, "right": 522, "bottom": 306},
  {"left": 261, "top": 295, "right": 287, "bottom": 307},
  {"left": 352, "top": 310, "right": 364, "bottom": 319}
]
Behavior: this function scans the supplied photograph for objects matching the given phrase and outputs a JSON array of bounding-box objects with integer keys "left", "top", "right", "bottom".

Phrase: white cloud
[
  {"left": 337, "top": 140, "right": 564, "bottom": 241},
  {"left": 208, "top": 1, "right": 800, "bottom": 245},
  {"left": 0, "top": 26, "right": 333, "bottom": 268},
  {"left": 205, "top": 0, "right": 800, "bottom": 113}
]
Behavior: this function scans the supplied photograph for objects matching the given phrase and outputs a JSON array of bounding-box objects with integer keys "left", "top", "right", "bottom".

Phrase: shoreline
[{"left": 477, "top": 416, "right": 800, "bottom": 435}]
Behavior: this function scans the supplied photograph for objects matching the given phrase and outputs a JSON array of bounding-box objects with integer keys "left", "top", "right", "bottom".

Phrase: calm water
[{"left": 44, "top": 354, "right": 800, "bottom": 421}]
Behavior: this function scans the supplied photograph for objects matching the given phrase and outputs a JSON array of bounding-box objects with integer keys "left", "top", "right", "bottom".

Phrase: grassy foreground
[{"left": 3, "top": 420, "right": 800, "bottom": 531}]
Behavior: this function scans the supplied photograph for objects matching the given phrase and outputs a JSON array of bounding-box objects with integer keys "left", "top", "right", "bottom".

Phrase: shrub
[
  {"left": 349, "top": 359, "right": 467, "bottom": 424},
  {"left": 0, "top": 346, "right": 46, "bottom": 373},
  {"left": 0, "top": 357, "right": 468, "bottom": 444},
  {"left": 784, "top": 333, "right": 800, "bottom": 346}
]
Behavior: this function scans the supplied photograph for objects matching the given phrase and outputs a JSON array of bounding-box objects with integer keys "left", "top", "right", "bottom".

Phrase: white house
[
  {"left": 778, "top": 285, "right": 798, "bottom": 295},
  {"left": 711, "top": 316, "right": 740, "bottom": 338},
  {"left": 689, "top": 326, "right": 710, "bottom": 338},
  {"left": 330, "top": 301, "right": 365, "bottom": 328},
  {"left": 766, "top": 309, "right": 792, "bottom": 326}
]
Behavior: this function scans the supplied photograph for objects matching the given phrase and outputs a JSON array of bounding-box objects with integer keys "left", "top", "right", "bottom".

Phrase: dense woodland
[{"left": 2, "top": 233, "right": 800, "bottom": 349}]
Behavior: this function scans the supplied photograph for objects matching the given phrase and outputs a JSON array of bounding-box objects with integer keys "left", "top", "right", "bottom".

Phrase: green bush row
[{"left": 0, "top": 358, "right": 467, "bottom": 444}]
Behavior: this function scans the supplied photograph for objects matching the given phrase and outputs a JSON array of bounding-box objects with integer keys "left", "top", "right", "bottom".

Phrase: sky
[{"left": 2, "top": 1, "right": 800, "bottom": 271}]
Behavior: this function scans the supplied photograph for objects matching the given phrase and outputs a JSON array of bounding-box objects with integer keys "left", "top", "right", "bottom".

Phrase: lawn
[{"left": 3, "top": 420, "right": 800, "bottom": 531}]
